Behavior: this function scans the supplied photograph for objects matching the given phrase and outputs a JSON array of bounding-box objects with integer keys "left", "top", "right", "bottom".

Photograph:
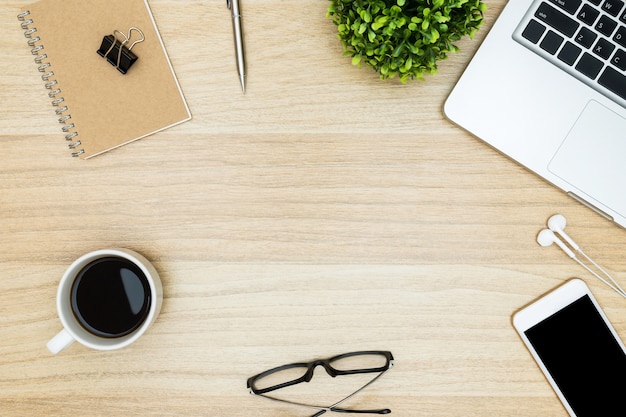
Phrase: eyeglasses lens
[
  {"left": 253, "top": 365, "right": 309, "bottom": 391},
  {"left": 330, "top": 353, "right": 388, "bottom": 372}
]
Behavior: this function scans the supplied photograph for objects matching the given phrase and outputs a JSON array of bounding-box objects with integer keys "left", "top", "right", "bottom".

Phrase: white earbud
[
  {"left": 536, "top": 228, "right": 576, "bottom": 258},
  {"left": 537, "top": 214, "right": 626, "bottom": 298},
  {"left": 547, "top": 213, "right": 580, "bottom": 251}
]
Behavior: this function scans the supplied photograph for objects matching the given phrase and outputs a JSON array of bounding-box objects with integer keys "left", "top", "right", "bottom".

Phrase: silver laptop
[{"left": 445, "top": 0, "right": 626, "bottom": 227}]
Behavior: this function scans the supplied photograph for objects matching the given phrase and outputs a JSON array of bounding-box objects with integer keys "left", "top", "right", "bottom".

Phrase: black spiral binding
[{"left": 17, "top": 10, "right": 84, "bottom": 157}]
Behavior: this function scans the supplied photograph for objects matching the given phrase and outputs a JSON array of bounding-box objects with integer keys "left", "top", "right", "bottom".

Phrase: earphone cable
[{"left": 575, "top": 249, "right": 626, "bottom": 299}]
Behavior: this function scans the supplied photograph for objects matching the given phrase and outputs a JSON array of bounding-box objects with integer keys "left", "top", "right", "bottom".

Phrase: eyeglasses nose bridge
[{"left": 306, "top": 360, "right": 338, "bottom": 380}]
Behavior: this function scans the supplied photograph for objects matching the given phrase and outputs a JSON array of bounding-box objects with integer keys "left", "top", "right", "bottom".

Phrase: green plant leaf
[
  {"left": 328, "top": 0, "right": 486, "bottom": 82},
  {"left": 372, "top": 15, "right": 389, "bottom": 30}
]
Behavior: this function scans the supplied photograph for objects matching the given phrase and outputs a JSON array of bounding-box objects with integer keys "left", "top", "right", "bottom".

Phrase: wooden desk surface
[{"left": 2, "top": 1, "right": 626, "bottom": 416}]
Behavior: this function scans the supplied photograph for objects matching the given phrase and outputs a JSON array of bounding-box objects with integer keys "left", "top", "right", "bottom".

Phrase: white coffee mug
[{"left": 47, "top": 249, "right": 163, "bottom": 354}]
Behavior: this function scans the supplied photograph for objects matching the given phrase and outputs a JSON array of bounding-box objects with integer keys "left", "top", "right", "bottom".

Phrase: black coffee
[{"left": 70, "top": 257, "right": 151, "bottom": 338}]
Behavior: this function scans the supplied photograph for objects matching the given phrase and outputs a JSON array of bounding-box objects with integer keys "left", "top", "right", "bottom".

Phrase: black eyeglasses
[{"left": 247, "top": 351, "right": 394, "bottom": 416}]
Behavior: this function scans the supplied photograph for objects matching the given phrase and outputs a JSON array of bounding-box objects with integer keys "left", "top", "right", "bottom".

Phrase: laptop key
[
  {"left": 615, "top": 26, "right": 626, "bottom": 47},
  {"left": 558, "top": 41, "right": 583, "bottom": 64},
  {"left": 549, "top": 0, "right": 582, "bottom": 14},
  {"left": 593, "top": 38, "right": 617, "bottom": 58},
  {"left": 536, "top": 2, "right": 580, "bottom": 37},
  {"left": 576, "top": 26, "right": 598, "bottom": 47},
  {"left": 541, "top": 30, "right": 566, "bottom": 53},
  {"left": 601, "top": 0, "right": 624, "bottom": 17},
  {"left": 612, "top": 48, "right": 626, "bottom": 69},
  {"left": 576, "top": 52, "right": 604, "bottom": 78},
  {"left": 596, "top": 15, "right": 618, "bottom": 36},
  {"left": 523, "top": 20, "right": 547, "bottom": 43},
  {"left": 578, "top": 4, "right": 601, "bottom": 24},
  {"left": 598, "top": 66, "right": 626, "bottom": 99}
]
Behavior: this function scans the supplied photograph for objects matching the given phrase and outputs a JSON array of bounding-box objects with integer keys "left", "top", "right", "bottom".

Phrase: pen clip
[{"left": 226, "top": 0, "right": 232, "bottom": 10}]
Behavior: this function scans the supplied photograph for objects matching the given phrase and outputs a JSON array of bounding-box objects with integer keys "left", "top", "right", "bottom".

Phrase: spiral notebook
[{"left": 17, "top": 0, "right": 191, "bottom": 159}]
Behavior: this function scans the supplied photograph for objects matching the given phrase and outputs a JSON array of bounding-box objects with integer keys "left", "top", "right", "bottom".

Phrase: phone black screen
[{"left": 525, "top": 295, "right": 626, "bottom": 416}]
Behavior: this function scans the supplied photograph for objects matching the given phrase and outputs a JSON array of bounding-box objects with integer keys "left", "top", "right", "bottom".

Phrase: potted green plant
[{"left": 327, "top": 0, "right": 486, "bottom": 83}]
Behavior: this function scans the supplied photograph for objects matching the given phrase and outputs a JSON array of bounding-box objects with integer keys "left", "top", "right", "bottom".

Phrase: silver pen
[{"left": 227, "top": 0, "right": 246, "bottom": 93}]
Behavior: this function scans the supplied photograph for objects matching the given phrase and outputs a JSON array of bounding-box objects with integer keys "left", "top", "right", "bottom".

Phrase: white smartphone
[{"left": 513, "top": 278, "right": 626, "bottom": 416}]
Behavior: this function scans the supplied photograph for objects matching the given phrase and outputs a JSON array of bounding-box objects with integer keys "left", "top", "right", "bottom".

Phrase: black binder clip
[{"left": 97, "top": 27, "right": 145, "bottom": 74}]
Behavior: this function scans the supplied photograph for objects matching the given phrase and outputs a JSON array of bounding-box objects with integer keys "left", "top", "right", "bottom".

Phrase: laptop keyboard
[{"left": 513, "top": 0, "right": 626, "bottom": 108}]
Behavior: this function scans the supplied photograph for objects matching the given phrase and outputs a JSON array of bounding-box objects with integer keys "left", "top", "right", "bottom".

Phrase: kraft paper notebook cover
[{"left": 18, "top": 0, "right": 191, "bottom": 159}]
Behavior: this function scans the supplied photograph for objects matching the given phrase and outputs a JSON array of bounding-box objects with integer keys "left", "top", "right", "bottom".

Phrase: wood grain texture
[{"left": 2, "top": 1, "right": 626, "bottom": 416}]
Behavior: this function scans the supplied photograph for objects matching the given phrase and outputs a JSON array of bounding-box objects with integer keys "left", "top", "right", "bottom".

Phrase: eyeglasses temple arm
[
  {"left": 326, "top": 367, "right": 391, "bottom": 410},
  {"left": 310, "top": 407, "right": 391, "bottom": 417},
  {"left": 308, "top": 368, "right": 392, "bottom": 417}
]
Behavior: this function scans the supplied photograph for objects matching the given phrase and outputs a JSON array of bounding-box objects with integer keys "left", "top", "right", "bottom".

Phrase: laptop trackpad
[{"left": 548, "top": 100, "right": 626, "bottom": 216}]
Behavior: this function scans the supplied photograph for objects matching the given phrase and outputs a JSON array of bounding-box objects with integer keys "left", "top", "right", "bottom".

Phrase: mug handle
[{"left": 47, "top": 328, "right": 75, "bottom": 354}]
